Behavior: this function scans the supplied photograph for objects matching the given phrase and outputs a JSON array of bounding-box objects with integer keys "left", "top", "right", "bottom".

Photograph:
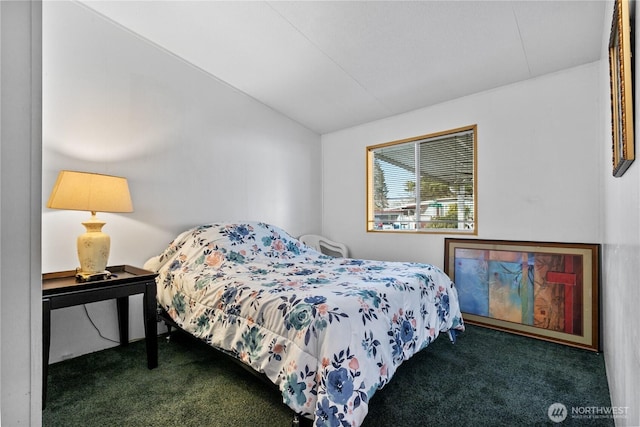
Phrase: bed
[{"left": 145, "top": 221, "right": 465, "bottom": 426}]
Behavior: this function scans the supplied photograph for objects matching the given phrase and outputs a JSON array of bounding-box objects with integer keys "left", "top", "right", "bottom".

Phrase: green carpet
[{"left": 43, "top": 325, "right": 613, "bottom": 426}]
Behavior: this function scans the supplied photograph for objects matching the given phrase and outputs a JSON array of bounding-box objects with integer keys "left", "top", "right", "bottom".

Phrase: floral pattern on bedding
[{"left": 152, "top": 222, "right": 464, "bottom": 427}]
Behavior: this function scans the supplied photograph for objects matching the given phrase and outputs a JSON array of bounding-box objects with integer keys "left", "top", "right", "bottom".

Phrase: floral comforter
[{"left": 146, "top": 222, "right": 464, "bottom": 426}]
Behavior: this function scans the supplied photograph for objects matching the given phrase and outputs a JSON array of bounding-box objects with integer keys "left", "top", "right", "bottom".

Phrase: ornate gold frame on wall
[{"left": 609, "top": 0, "right": 634, "bottom": 177}]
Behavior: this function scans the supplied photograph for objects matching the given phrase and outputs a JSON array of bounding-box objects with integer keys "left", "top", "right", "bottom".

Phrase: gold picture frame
[
  {"left": 444, "top": 238, "right": 600, "bottom": 352},
  {"left": 609, "top": 0, "right": 634, "bottom": 177}
]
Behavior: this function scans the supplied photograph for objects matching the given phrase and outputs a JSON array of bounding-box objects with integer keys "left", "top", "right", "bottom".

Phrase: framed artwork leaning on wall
[{"left": 444, "top": 238, "right": 600, "bottom": 351}]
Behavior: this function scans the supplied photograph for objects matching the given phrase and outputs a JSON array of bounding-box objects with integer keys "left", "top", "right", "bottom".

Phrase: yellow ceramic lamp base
[{"left": 77, "top": 212, "right": 110, "bottom": 276}]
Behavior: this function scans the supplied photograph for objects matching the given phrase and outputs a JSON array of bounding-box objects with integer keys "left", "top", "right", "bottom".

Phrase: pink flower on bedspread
[
  {"left": 380, "top": 364, "right": 388, "bottom": 377},
  {"left": 205, "top": 251, "right": 224, "bottom": 268},
  {"left": 273, "top": 239, "right": 286, "bottom": 252},
  {"left": 284, "top": 280, "right": 302, "bottom": 288},
  {"left": 317, "top": 303, "right": 328, "bottom": 315},
  {"left": 349, "top": 357, "right": 359, "bottom": 371}
]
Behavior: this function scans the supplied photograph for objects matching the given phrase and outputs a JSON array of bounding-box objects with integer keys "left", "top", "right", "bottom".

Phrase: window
[{"left": 366, "top": 125, "right": 476, "bottom": 234}]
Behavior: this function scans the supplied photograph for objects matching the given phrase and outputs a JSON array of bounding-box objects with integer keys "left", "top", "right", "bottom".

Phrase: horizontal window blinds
[{"left": 368, "top": 126, "right": 476, "bottom": 233}]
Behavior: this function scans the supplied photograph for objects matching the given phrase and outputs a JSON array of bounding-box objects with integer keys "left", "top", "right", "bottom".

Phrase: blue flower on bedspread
[
  {"left": 287, "top": 241, "right": 301, "bottom": 255},
  {"left": 316, "top": 398, "right": 346, "bottom": 427},
  {"left": 261, "top": 235, "right": 275, "bottom": 248},
  {"left": 222, "top": 223, "right": 255, "bottom": 245},
  {"left": 388, "top": 309, "right": 419, "bottom": 363},
  {"left": 279, "top": 294, "right": 349, "bottom": 345},
  {"left": 287, "top": 303, "right": 313, "bottom": 331},
  {"left": 305, "top": 295, "right": 327, "bottom": 305},
  {"left": 194, "top": 274, "right": 214, "bottom": 290},
  {"left": 261, "top": 235, "right": 303, "bottom": 259},
  {"left": 357, "top": 289, "right": 381, "bottom": 308},
  {"left": 292, "top": 268, "right": 316, "bottom": 276},
  {"left": 195, "top": 314, "right": 210, "bottom": 334},
  {"left": 317, "top": 348, "right": 369, "bottom": 422},
  {"left": 171, "top": 293, "right": 186, "bottom": 316},
  {"left": 306, "top": 277, "right": 332, "bottom": 285},
  {"left": 400, "top": 319, "right": 414, "bottom": 343},
  {"left": 283, "top": 373, "right": 307, "bottom": 407},
  {"left": 222, "top": 286, "right": 238, "bottom": 305},
  {"left": 438, "top": 292, "right": 450, "bottom": 321},
  {"left": 326, "top": 368, "right": 354, "bottom": 406},
  {"left": 236, "top": 326, "right": 264, "bottom": 362},
  {"left": 224, "top": 304, "right": 242, "bottom": 320},
  {"left": 226, "top": 250, "right": 246, "bottom": 264},
  {"left": 249, "top": 267, "right": 270, "bottom": 276}
]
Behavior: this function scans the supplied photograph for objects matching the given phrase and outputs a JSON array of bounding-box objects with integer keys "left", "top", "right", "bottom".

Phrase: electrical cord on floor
[{"left": 83, "top": 305, "right": 120, "bottom": 344}]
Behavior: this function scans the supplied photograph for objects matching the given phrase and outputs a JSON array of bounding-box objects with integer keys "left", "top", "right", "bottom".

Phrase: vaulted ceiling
[{"left": 80, "top": 1, "right": 607, "bottom": 134}]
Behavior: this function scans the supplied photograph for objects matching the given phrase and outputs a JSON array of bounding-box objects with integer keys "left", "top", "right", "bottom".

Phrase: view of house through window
[{"left": 367, "top": 125, "right": 477, "bottom": 234}]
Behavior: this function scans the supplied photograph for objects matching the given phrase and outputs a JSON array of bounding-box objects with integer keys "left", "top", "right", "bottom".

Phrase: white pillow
[{"left": 143, "top": 255, "right": 162, "bottom": 273}]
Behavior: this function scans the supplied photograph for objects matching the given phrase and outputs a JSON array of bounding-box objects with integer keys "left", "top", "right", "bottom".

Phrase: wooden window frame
[{"left": 366, "top": 125, "right": 477, "bottom": 235}]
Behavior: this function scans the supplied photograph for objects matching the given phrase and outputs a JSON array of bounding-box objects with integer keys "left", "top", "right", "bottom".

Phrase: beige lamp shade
[
  {"left": 47, "top": 170, "right": 133, "bottom": 278},
  {"left": 47, "top": 170, "right": 133, "bottom": 213}
]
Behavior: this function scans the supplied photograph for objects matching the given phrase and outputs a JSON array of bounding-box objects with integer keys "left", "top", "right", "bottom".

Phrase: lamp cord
[{"left": 83, "top": 305, "right": 120, "bottom": 344}]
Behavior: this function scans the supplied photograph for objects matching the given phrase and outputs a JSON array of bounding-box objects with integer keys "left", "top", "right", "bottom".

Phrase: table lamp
[{"left": 47, "top": 170, "right": 133, "bottom": 281}]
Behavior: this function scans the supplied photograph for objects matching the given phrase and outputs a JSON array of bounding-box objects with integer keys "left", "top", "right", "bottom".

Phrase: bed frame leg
[
  {"left": 292, "top": 414, "right": 312, "bottom": 427},
  {"left": 164, "top": 323, "right": 173, "bottom": 342}
]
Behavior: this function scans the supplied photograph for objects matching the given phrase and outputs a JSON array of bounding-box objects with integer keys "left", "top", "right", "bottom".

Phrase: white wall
[
  {"left": 322, "top": 11, "right": 640, "bottom": 423},
  {"left": 600, "top": 2, "right": 640, "bottom": 425},
  {"left": 42, "top": 1, "right": 321, "bottom": 363},
  {"left": 322, "top": 63, "right": 601, "bottom": 266},
  {"left": 1, "top": 1, "right": 43, "bottom": 425}
]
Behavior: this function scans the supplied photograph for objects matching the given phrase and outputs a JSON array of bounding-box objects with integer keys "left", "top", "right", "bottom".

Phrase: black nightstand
[{"left": 42, "top": 265, "right": 158, "bottom": 407}]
